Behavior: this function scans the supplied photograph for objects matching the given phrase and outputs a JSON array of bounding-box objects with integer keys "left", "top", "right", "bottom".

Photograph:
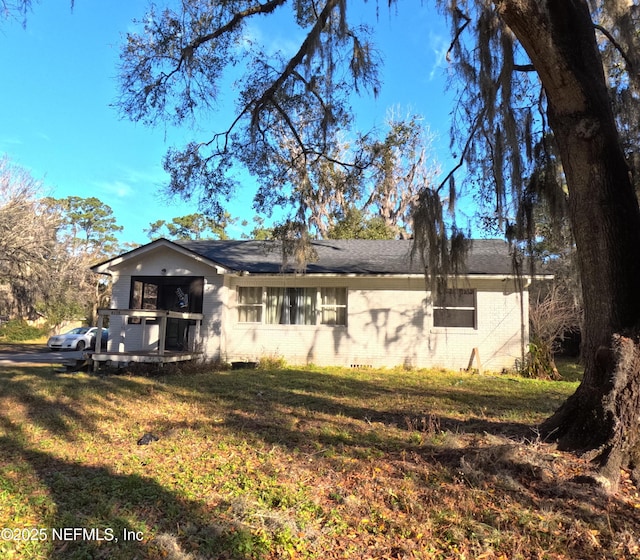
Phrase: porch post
[
  {"left": 194, "top": 319, "right": 201, "bottom": 352},
  {"left": 119, "top": 313, "right": 126, "bottom": 353},
  {"left": 93, "top": 313, "right": 104, "bottom": 372},
  {"left": 159, "top": 314, "right": 167, "bottom": 356},
  {"left": 141, "top": 317, "right": 147, "bottom": 349},
  {"left": 95, "top": 315, "right": 104, "bottom": 354}
]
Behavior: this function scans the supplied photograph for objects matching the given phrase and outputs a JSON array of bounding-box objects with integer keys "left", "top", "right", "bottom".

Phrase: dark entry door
[{"left": 165, "top": 318, "right": 190, "bottom": 351}]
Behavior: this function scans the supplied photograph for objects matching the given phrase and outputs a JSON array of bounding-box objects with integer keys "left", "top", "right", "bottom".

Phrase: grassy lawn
[{"left": 0, "top": 362, "right": 638, "bottom": 559}]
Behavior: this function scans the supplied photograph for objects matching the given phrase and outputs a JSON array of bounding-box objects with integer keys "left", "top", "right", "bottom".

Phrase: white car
[{"left": 47, "top": 327, "right": 107, "bottom": 351}]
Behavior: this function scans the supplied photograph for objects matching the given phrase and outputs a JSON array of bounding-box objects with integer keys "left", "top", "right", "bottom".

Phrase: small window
[
  {"left": 320, "top": 288, "right": 347, "bottom": 325},
  {"left": 237, "top": 287, "right": 263, "bottom": 323},
  {"left": 433, "top": 288, "right": 476, "bottom": 328},
  {"left": 130, "top": 279, "right": 160, "bottom": 324}
]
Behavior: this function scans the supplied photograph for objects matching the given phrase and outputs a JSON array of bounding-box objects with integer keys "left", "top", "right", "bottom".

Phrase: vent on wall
[{"left": 350, "top": 364, "right": 373, "bottom": 369}]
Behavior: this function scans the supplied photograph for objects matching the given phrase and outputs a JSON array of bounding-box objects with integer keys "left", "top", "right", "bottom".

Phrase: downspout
[
  {"left": 518, "top": 277, "right": 532, "bottom": 371},
  {"left": 510, "top": 248, "right": 528, "bottom": 372}
]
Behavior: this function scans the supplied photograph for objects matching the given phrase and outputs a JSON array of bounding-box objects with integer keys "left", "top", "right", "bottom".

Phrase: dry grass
[{"left": 0, "top": 362, "right": 638, "bottom": 559}]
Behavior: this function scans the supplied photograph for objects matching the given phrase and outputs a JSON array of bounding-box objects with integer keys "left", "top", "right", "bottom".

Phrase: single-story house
[{"left": 90, "top": 238, "right": 546, "bottom": 371}]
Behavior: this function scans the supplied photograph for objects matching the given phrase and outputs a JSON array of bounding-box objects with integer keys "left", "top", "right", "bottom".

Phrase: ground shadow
[
  {"left": 0, "top": 367, "right": 263, "bottom": 559},
  {"left": 2, "top": 364, "right": 638, "bottom": 558},
  {"left": 157, "top": 366, "right": 554, "bottom": 442},
  {"left": 0, "top": 431, "right": 254, "bottom": 560}
]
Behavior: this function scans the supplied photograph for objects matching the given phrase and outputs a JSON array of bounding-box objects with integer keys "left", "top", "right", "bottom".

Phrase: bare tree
[
  {"left": 0, "top": 157, "right": 58, "bottom": 318},
  {"left": 525, "top": 284, "right": 582, "bottom": 379},
  {"left": 363, "top": 111, "right": 441, "bottom": 239},
  {"left": 0, "top": 158, "right": 116, "bottom": 327},
  {"left": 0, "top": 0, "right": 33, "bottom": 25},
  {"left": 275, "top": 111, "right": 439, "bottom": 239}
]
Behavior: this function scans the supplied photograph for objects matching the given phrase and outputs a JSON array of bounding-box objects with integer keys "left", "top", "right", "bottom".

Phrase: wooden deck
[{"left": 92, "top": 308, "right": 205, "bottom": 370}]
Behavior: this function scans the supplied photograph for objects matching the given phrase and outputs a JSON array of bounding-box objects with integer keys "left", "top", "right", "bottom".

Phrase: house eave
[
  {"left": 223, "top": 272, "right": 554, "bottom": 281},
  {"left": 90, "top": 238, "right": 231, "bottom": 275}
]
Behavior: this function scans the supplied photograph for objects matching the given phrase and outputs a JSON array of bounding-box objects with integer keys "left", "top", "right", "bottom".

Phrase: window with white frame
[
  {"left": 433, "top": 288, "right": 476, "bottom": 328},
  {"left": 237, "top": 287, "right": 347, "bottom": 326},
  {"left": 320, "top": 287, "right": 347, "bottom": 325},
  {"left": 237, "top": 286, "right": 263, "bottom": 323},
  {"left": 266, "top": 287, "right": 316, "bottom": 324}
]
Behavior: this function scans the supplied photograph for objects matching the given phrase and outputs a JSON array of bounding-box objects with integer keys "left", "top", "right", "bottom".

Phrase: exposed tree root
[{"left": 541, "top": 334, "right": 640, "bottom": 491}]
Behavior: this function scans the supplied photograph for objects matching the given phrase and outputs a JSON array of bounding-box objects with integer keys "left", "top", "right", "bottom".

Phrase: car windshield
[{"left": 66, "top": 328, "right": 90, "bottom": 335}]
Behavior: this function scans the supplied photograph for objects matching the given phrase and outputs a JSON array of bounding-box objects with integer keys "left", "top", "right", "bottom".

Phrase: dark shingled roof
[{"left": 177, "top": 239, "right": 516, "bottom": 275}]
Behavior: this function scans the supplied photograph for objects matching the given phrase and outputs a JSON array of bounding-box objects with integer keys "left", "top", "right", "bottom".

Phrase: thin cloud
[
  {"left": 94, "top": 180, "right": 134, "bottom": 198},
  {"left": 241, "top": 21, "right": 303, "bottom": 58},
  {"left": 92, "top": 164, "right": 170, "bottom": 202},
  {"left": 117, "top": 164, "right": 166, "bottom": 186},
  {"left": 0, "top": 135, "right": 25, "bottom": 149},
  {"left": 429, "top": 31, "right": 449, "bottom": 81}
]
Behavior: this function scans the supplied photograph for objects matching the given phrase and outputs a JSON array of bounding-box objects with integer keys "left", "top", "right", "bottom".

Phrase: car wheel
[{"left": 76, "top": 340, "right": 86, "bottom": 351}]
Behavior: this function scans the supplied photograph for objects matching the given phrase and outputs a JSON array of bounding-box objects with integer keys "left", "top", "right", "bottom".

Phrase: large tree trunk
[{"left": 496, "top": 0, "right": 640, "bottom": 488}]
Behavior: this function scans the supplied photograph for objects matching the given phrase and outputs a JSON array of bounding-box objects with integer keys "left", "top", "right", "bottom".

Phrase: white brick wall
[{"left": 222, "top": 276, "right": 527, "bottom": 371}]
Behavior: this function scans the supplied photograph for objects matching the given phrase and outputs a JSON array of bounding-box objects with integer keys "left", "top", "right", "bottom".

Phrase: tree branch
[
  {"left": 436, "top": 109, "right": 485, "bottom": 194},
  {"left": 133, "top": 0, "right": 289, "bottom": 112},
  {"left": 445, "top": 8, "right": 471, "bottom": 62},
  {"left": 250, "top": 0, "right": 343, "bottom": 127},
  {"left": 198, "top": 0, "right": 343, "bottom": 160},
  {"left": 514, "top": 64, "right": 535, "bottom": 72},
  {"left": 185, "top": 0, "right": 287, "bottom": 54},
  {"left": 594, "top": 23, "right": 635, "bottom": 73}
]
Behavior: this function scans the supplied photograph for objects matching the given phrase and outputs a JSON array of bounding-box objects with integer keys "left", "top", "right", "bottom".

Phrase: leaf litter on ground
[{"left": 0, "top": 363, "right": 638, "bottom": 559}]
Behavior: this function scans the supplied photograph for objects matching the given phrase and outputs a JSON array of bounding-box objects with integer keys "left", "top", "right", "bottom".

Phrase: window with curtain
[
  {"left": 266, "top": 287, "right": 316, "bottom": 324},
  {"left": 320, "top": 288, "right": 347, "bottom": 325},
  {"left": 237, "top": 287, "right": 263, "bottom": 323},
  {"left": 237, "top": 286, "right": 347, "bottom": 326},
  {"left": 433, "top": 288, "right": 476, "bottom": 328}
]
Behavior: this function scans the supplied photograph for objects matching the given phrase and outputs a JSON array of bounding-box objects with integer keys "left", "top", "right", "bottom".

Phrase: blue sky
[{"left": 0, "top": 1, "right": 457, "bottom": 245}]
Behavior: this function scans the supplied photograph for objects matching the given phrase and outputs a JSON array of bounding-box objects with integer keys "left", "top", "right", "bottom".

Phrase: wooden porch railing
[{"left": 93, "top": 309, "right": 204, "bottom": 370}]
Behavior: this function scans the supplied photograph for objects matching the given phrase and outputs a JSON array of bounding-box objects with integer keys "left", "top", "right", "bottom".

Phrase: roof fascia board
[
  {"left": 91, "top": 238, "right": 230, "bottom": 275},
  {"left": 224, "top": 272, "right": 552, "bottom": 280}
]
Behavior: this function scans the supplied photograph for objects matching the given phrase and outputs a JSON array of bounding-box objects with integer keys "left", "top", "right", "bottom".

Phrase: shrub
[
  {"left": 519, "top": 341, "right": 561, "bottom": 380},
  {"left": 257, "top": 354, "right": 287, "bottom": 370},
  {"left": 0, "top": 319, "right": 48, "bottom": 342},
  {"left": 522, "top": 285, "right": 581, "bottom": 380}
]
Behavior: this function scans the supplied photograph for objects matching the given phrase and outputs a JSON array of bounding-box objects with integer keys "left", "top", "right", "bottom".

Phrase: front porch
[{"left": 91, "top": 308, "right": 204, "bottom": 369}]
